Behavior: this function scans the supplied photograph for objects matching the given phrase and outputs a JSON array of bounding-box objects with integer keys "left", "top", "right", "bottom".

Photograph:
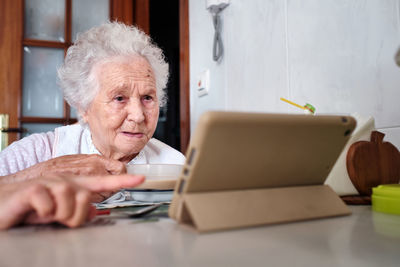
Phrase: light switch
[{"left": 197, "top": 69, "right": 210, "bottom": 97}]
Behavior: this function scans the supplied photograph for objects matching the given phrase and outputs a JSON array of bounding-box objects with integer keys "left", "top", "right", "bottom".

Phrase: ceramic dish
[{"left": 126, "top": 164, "right": 183, "bottom": 190}]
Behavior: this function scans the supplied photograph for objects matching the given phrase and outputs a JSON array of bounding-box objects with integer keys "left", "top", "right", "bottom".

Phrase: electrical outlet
[{"left": 197, "top": 69, "right": 210, "bottom": 97}]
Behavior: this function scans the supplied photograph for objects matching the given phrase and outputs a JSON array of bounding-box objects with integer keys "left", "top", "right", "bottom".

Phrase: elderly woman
[{"left": 0, "top": 22, "right": 185, "bottom": 190}]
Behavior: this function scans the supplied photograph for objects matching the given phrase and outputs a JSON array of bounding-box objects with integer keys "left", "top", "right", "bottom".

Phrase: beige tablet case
[{"left": 169, "top": 111, "right": 356, "bottom": 232}]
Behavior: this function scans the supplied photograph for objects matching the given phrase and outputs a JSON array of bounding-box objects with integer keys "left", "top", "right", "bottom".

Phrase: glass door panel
[
  {"left": 19, "top": 0, "right": 113, "bottom": 138},
  {"left": 22, "top": 46, "right": 64, "bottom": 118},
  {"left": 72, "top": 0, "right": 109, "bottom": 41},
  {"left": 21, "top": 123, "right": 63, "bottom": 138},
  {"left": 24, "top": 0, "right": 65, "bottom": 42},
  {"left": 70, "top": 106, "right": 78, "bottom": 119}
]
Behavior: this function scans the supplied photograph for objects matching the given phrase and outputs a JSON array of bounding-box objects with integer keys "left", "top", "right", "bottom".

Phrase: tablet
[
  {"left": 176, "top": 111, "right": 356, "bottom": 193},
  {"left": 169, "top": 111, "right": 356, "bottom": 230}
]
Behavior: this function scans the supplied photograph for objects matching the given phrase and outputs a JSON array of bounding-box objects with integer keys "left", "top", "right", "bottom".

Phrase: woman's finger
[
  {"left": 63, "top": 189, "right": 92, "bottom": 228},
  {"left": 27, "top": 184, "right": 55, "bottom": 218},
  {"left": 22, "top": 184, "right": 58, "bottom": 225},
  {"left": 72, "top": 174, "right": 144, "bottom": 192},
  {"left": 49, "top": 182, "right": 76, "bottom": 222},
  {"left": 0, "top": 183, "right": 57, "bottom": 228},
  {"left": 102, "top": 157, "right": 126, "bottom": 175},
  {"left": 89, "top": 191, "right": 115, "bottom": 203}
]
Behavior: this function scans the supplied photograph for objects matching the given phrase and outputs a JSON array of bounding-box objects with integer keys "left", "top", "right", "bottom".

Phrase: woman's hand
[
  {"left": 0, "top": 174, "right": 144, "bottom": 230},
  {"left": 2, "top": 154, "right": 128, "bottom": 203},
  {"left": 2, "top": 154, "right": 126, "bottom": 182}
]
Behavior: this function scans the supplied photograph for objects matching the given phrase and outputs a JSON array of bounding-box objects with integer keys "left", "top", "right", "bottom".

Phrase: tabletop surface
[{"left": 1, "top": 205, "right": 399, "bottom": 267}]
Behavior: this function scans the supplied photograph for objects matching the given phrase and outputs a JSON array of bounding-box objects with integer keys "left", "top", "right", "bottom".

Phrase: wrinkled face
[{"left": 82, "top": 56, "right": 159, "bottom": 162}]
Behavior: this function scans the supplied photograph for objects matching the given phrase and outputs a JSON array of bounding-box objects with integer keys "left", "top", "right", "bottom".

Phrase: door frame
[
  {"left": 0, "top": 0, "right": 23, "bottom": 144},
  {"left": 179, "top": 0, "right": 190, "bottom": 154}
]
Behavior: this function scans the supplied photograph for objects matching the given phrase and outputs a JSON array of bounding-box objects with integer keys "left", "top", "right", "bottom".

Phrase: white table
[{"left": 1, "top": 206, "right": 399, "bottom": 267}]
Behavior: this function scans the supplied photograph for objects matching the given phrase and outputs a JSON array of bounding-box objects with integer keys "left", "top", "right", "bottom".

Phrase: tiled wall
[{"left": 190, "top": 0, "right": 400, "bottom": 149}]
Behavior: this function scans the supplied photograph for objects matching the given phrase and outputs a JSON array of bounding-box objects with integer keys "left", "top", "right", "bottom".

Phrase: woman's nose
[{"left": 126, "top": 100, "right": 145, "bottom": 123}]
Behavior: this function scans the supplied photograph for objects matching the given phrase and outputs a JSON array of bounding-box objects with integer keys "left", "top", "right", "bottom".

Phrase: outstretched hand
[
  {"left": 0, "top": 174, "right": 144, "bottom": 230},
  {"left": 2, "top": 154, "right": 128, "bottom": 202}
]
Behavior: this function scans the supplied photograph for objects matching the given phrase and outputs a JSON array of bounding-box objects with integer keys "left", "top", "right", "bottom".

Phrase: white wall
[{"left": 189, "top": 0, "right": 400, "bottom": 148}]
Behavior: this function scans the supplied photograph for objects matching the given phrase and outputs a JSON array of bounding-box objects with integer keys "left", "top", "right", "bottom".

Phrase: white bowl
[{"left": 126, "top": 164, "right": 183, "bottom": 190}]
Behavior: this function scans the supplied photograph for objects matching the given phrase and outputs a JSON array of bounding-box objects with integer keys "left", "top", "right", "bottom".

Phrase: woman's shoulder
[
  {"left": 143, "top": 139, "right": 186, "bottom": 164},
  {"left": 0, "top": 131, "right": 55, "bottom": 175},
  {"left": 7, "top": 131, "right": 55, "bottom": 152},
  {"left": 3, "top": 124, "right": 86, "bottom": 159}
]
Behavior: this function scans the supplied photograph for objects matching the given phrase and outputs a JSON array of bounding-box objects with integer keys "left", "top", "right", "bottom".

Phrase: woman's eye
[
  {"left": 143, "top": 95, "right": 153, "bottom": 101},
  {"left": 114, "top": 96, "right": 125, "bottom": 102}
]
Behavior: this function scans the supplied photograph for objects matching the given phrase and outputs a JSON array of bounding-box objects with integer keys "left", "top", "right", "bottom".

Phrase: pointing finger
[{"left": 71, "top": 174, "right": 145, "bottom": 192}]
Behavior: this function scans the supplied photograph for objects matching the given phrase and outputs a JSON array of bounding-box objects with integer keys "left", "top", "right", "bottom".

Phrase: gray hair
[{"left": 58, "top": 21, "right": 169, "bottom": 117}]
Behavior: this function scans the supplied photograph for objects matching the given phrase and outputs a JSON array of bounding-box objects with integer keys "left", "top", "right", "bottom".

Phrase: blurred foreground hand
[{"left": 0, "top": 174, "right": 144, "bottom": 230}]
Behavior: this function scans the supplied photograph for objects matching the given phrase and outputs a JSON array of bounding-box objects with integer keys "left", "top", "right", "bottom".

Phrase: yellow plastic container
[{"left": 372, "top": 184, "right": 400, "bottom": 215}]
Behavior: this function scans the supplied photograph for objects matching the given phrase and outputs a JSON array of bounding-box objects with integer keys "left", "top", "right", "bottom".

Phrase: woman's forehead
[
  {"left": 91, "top": 56, "right": 156, "bottom": 94},
  {"left": 93, "top": 58, "right": 155, "bottom": 87},
  {"left": 97, "top": 56, "right": 154, "bottom": 75}
]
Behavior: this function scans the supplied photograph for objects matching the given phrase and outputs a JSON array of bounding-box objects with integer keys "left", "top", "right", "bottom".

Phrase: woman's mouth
[{"left": 121, "top": 131, "right": 144, "bottom": 138}]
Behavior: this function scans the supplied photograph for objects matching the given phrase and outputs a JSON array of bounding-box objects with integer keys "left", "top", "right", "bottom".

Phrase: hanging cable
[
  {"left": 207, "top": 2, "right": 229, "bottom": 62},
  {"left": 212, "top": 11, "right": 223, "bottom": 61}
]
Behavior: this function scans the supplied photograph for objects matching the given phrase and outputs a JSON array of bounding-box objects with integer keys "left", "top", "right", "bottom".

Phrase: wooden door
[{"left": 0, "top": 0, "right": 23, "bottom": 145}]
